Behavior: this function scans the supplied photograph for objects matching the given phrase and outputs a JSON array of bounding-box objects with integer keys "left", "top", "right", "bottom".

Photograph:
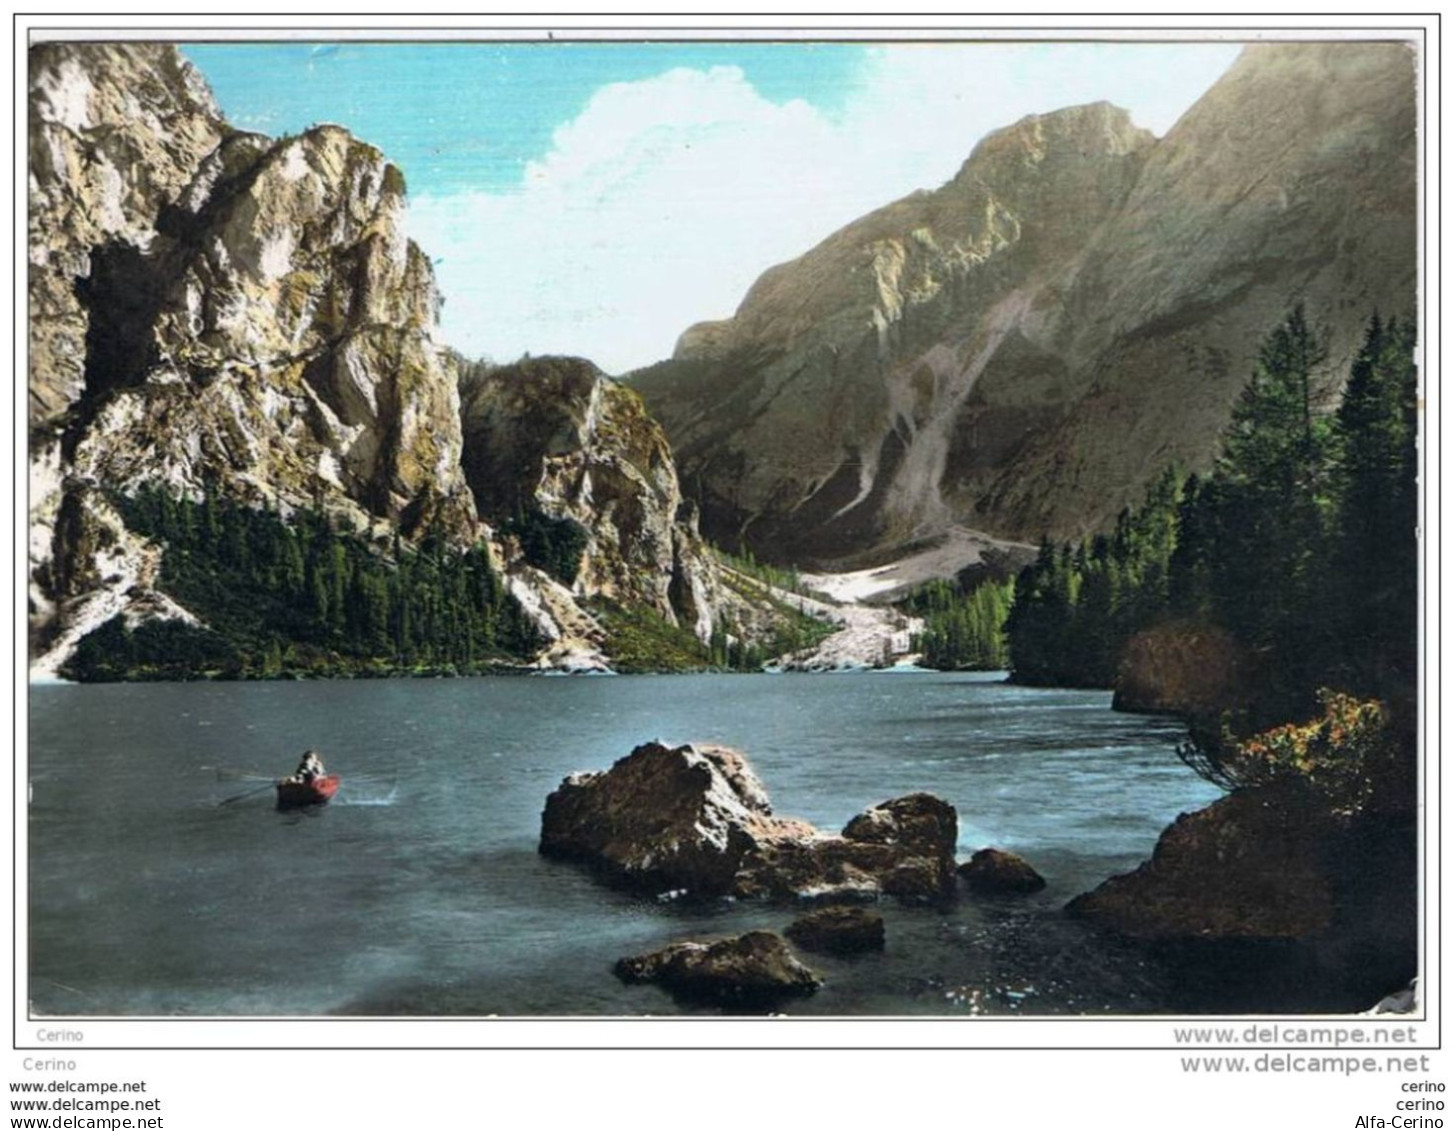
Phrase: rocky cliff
[
  {"left": 28, "top": 44, "right": 732, "bottom": 674},
  {"left": 459, "top": 356, "right": 728, "bottom": 645},
  {"left": 633, "top": 42, "right": 1417, "bottom": 563}
]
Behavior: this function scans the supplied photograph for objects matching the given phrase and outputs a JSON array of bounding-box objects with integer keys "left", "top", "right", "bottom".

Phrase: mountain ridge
[{"left": 632, "top": 42, "right": 1418, "bottom": 564}]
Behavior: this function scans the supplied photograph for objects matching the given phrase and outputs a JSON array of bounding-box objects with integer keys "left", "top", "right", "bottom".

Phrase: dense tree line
[
  {"left": 1006, "top": 309, "right": 1418, "bottom": 740},
  {"left": 900, "top": 577, "right": 1015, "bottom": 670},
  {"left": 68, "top": 488, "right": 540, "bottom": 680},
  {"left": 1005, "top": 466, "right": 1183, "bottom": 687}
]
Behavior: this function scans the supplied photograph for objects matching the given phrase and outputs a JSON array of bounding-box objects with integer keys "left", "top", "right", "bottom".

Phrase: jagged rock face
[
  {"left": 29, "top": 43, "right": 225, "bottom": 429},
  {"left": 635, "top": 43, "right": 1417, "bottom": 561},
  {"left": 784, "top": 906, "right": 886, "bottom": 955},
  {"left": 29, "top": 44, "right": 477, "bottom": 658},
  {"left": 460, "top": 356, "right": 723, "bottom": 640},
  {"left": 67, "top": 121, "right": 472, "bottom": 534}
]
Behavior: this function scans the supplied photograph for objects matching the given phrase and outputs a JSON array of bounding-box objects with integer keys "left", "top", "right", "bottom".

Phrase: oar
[
  {"left": 214, "top": 769, "right": 275, "bottom": 783},
  {"left": 218, "top": 781, "right": 278, "bottom": 806}
]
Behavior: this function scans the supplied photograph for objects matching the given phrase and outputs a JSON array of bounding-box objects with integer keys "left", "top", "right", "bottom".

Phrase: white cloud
[{"left": 405, "top": 43, "right": 1239, "bottom": 374}]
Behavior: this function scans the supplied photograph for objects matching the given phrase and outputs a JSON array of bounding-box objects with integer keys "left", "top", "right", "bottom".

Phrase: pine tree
[
  {"left": 1333, "top": 315, "right": 1419, "bottom": 696},
  {"left": 1191, "top": 305, "right": 1336, "bottom": 707}
]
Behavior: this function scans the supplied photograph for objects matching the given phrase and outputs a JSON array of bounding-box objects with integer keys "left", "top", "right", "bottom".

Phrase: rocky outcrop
[
  {"left": 29, "top": 44, "right": 751, "bottom": 676},
  {"left": 1067, "top": 781, "right": 1417, "bottom": 1010},
  {"left": 29, "top": 43, "right": 225, "bottom": 429},
  {"left": 958, "top": 848, "right": 1047, "bottom": 895},
  {"left": 1066, "top": 787, "right": 1336, "bottom": 939},
  {"left": 28, "top": 44, "right": 483, "bottom": 662},
  {"left": 634, "top": 43, "right": 1416, "bottom": 563},
  {"left": 539, "top": 741, "right": 801, "bottom": 895},
  {"left": 538, "top": 741, "right": 958, "bottom": 901},
  {"left": 63, "top": 121, "right": 473, "bottom": 537},
  {"left": 785, "top": 906, "right": 886, "bottom": 955},
  {"left": 615, "top": 931, "right": 822, "bottom": 1007},
  {"left": 459, "top": 356, "right": 726, "bottom": 642}
]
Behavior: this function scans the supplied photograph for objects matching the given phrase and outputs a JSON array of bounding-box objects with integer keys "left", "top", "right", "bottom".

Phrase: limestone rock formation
[
  {"left": 538, "top": 741, "right": 959, "bottom": 901},
  {"left": 459, "top": 356, "right": 725, "bottom": 642},
  {"left": 1068, "top": 783, "right": 1417, "bottom": 1010},
  {"left": 784, "top": 906, "right": 886, "bottom": 955},
  {"left": 28, "top": 44, "right": 480, "bottom": 665},
  {"left": 29, "top": 43, "right": 225, "bottom": 428},
  {"left": 614, "top": 931, "right": 822, "bottom": 1007},
  {"left": 539, "top": 741, "right": 799, "bottom": 896},
  {"left": 958, "top": 848, "right": 1047, "bottom": 895},
  {"left": 634, "top": 43, "right": 1417, "bottom": 563},
  {"left": 28, "top": 44, "right": 748, "bottom": 675}
]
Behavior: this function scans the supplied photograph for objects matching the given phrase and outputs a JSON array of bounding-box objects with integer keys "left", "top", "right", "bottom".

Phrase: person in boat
[{"left": 293, "top": 749, "right": 326, "bottom": 784}]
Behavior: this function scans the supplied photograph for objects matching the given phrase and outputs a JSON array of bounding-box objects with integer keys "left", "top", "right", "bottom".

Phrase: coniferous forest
[
  {"left": 1004, "top": 309, "right": 1418, "bottom": 795},
  {"left": 67, "top": 489, "right": 541, "bottom": 680},
  {"left": 900, "top": 576, "right": 1016, "bottom": 670}
]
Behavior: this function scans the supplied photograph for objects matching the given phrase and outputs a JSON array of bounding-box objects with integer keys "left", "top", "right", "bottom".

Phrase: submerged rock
[
  {"left": 958, "top": 848, "right": 1047, "bottom": 895},
  {"left": 785, "top": 906, "right": 886, "bottom": 955},
  {"left": 539, "top": 742, "right": 958, "bottom": 902},
  {"left": 615, "top": 930, "right": 822, "bottom": 1008}
]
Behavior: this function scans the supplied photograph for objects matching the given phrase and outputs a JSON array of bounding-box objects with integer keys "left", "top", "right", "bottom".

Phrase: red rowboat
[{"left": 276, "top": 774, "right": 341, "bottom": 810}]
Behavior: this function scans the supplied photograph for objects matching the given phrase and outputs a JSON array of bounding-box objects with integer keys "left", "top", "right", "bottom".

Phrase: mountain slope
[
  {"left": 632, "top": 42, "right": 1417, "bottom": 563},
  {"left": 27, "top": 44, "right": 745, "bottom": 675}
]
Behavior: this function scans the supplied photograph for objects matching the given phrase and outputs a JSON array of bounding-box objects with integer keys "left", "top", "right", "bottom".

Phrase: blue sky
[
  {"left": 181, "top": 41, "right": 1240, "bottom": 373},
  {"left": 184, "top": 43, "right": 866, "bottom": 197}
]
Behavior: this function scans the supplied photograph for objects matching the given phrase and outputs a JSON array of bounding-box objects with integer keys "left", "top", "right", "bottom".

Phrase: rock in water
[
  {"left": 1112, "top": 620, "right": 1251, "bottom": 717},
  {"left": 785, "top": 907, "right": 886, "bottom": 955},
  {"left": 540, "top": 743, "right": 958, "bottom": 902},
  {"left": 1065, "top": 787, "right": 1334, "bottom": 939},
  {"left": 28, "top": 45, "right": 758, "bottom": 677},
  {"left": 614, "top": 931, "right": 822, "bottom": 1008},
  {"left": 958, "top": 848, "right": 1047, "bottom": 895},
  {"left": 841, "top": 793, "right": 959, "bottom": 901},
  {"left": 539, "top": 741, "right": 792, "bottom": 897}
]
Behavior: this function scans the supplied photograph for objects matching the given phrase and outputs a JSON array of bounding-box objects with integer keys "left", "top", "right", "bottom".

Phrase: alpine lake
[{"left": 29, "top": 671, "right": 1224, "bottom": 1017}]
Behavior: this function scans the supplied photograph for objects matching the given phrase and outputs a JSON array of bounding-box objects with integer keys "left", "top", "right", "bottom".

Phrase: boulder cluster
[
  {"left": 539, "top": 740, "right": 961, "bottom": 902},
  {"left": 540, "top": 740, "right": 1047, "bottom": 1008}
]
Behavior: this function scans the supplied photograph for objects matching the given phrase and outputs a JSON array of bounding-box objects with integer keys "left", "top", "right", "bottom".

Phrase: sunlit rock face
[
  {"left": 29, "top": 44, "right": 479, "bottom": 661},
  {"left": 28, "top": 43, "right": 753, "bottom": 672},
  {"left": 29, "top": 43, "right": 225, "bottom": 429},
  {"left": 634, "top": 43, "right": 1417, "bottom": 564},
  {"left": 459, "top": 356, "right": 727, "bottom": 642}
]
